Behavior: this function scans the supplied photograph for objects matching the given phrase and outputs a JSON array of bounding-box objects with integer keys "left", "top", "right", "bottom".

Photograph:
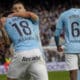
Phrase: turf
[
  {"left": 0, "top": 74, "right": 6, "bottom": 80},
  {"left": 48, "top": 71, "right": 70, "bottom": 80},
  {"left": 0, "top": 71, "right": 70, "bottom": 80}
]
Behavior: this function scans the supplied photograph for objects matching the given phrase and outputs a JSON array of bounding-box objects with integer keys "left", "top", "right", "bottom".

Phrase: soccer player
[
  {"left": 8, "top": 0, "right": 39, "bottom": 22},
  {"left": 10, "top": 0, "right": 43, "bottom": 53},
  {"left": 54, "top": 8, "right": 80, "bottom": 80},
  {"left": 0, "top": 1, "right": 48, "bottom": 80}
]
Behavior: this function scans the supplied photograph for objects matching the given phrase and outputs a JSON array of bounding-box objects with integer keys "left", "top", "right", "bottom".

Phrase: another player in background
[
  {"left": 54, "top": 6, "right": 80, "bottom": 80},
  {"left": 0, "top": 1, "right": 48, "bottom": 80}
]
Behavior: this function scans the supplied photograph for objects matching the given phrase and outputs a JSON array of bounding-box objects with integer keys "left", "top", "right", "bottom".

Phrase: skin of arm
[
  {"left": 0, "top": 17, "right": 11, "bottom": 47},
  {"left": 8, "top": 11, "right": 39, "bottom": 22}
]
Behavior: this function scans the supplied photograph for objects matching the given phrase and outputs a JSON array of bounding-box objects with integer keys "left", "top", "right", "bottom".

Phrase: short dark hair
[
  {"left": 12, "top": 0, "right": 25, "bottom": 8},
  {"left": 12, "top": 0, "right": 26, "bottom": 10},
  {"left": 13, "top": 0, "right": 23, "bottom": 5}
]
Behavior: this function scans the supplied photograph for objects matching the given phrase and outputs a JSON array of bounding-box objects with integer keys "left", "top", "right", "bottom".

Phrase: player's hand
[
  {"left": 57, "top": 45, "right": 63, "bottom": 52},
  {"left": 8, "top": 13, "right": 20, "bottom": 18},
  {"left": 7, "top": 13, "right": 15, "bottom": 18},
  {"left": 8, "top": 12, "right": 25, "bottom": 17}
]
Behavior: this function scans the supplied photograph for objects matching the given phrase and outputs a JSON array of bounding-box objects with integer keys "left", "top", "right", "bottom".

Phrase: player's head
[{"left": 11, "top": 0, "right": 26, "bottom": 13}]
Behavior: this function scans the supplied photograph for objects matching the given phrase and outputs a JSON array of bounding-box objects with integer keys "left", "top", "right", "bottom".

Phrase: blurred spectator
[{"left": 0, "top": 53, "right": 5, "bottom": 65}]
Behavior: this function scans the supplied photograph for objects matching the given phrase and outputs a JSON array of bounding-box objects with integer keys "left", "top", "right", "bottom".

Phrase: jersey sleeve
[
  {"left": 54, "top": 14, "right": 64, "bottom": 37},
  {"left": 31, "top": 16, "right": 39, "bottom": 24},
  {"left": 33, "top": 21, "right": 43, "bottom": 51}
]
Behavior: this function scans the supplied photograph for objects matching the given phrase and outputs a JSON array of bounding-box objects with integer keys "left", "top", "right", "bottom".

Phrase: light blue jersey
[
  {"left": 4, "top": 17, "right": 42, "bottom": 52},
  {"left": 55, "top": 8, "right": 80, "bottom": 53}
]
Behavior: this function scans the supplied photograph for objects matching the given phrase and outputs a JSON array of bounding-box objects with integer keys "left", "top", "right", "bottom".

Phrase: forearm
[
  {"left": 1, "top": 27, "right": 10, "bottom": 46},
  {"left": 54, "top": 36, "right": 60, "bottom": 47},
  {"left": 12, "top": 11, "right": 39, "bottom": 21},
  {"left": 27, "top": 11, "right": 39, "bottom": 21}
]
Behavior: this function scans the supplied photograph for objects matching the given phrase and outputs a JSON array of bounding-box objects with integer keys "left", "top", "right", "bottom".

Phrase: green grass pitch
[
  {"left": 48, "top": 71, "right": 70, "bottom": 80},
  {"left": 0, "top": 71, "right": 70, "bottom": 80}
]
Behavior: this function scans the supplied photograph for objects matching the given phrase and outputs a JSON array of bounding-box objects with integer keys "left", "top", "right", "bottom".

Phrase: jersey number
[
  {"left": 12, "top": 21, "right": 31, "bottom": 36},
  {"left": 71, "top": 22, "right": 80, "bottom": 37}
]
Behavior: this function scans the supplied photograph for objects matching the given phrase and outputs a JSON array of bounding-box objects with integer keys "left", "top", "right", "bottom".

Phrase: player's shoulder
[
  {"left": 5, "top": 17, "right": 18, "bottom": 26},
  {"left": 6, "top": 17, "right": 16, "bottom": 22},
  {"left": 26, "top": 18, "right": 39, "bottom": 25},
  {"left": 63, "top": 8, "right": 80, "bottom": 14},
  {"left": 59, "top": 9, "right": 72, "bottom": 19},
  {"left": 6, "top": 17, "right": 23, "bottom": 23},
  {"left": 61, "top": 9, "right": 70, "bottom": 16}
]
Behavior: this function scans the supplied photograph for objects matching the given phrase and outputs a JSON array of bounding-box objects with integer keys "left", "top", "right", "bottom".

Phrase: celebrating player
[{"left": 0, "top": 0, "right": 48, "bottom": 80}]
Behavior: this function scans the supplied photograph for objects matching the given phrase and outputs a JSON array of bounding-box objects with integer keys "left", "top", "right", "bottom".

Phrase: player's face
[{"left": 12, "top": 3, "right": 26, "bottom": 13}]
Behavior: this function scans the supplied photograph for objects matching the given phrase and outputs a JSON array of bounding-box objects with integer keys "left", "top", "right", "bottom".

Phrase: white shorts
[
  {"left": 7, "top": 48, "right": 48, "bottom": 80},
  {"left": 65, "top": 54, "right": 80, "bottom": 70}
]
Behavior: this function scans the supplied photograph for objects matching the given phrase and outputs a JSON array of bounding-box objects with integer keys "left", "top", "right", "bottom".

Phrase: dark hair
[
  {"left": 13, "top": 0, "right": 23, "bottom": 5},
  {"left": 12, "top": 0, "right": 25, "bottom": 7},
  {"left": 12, "top": 0, "right": 26, "bottom": 10}
]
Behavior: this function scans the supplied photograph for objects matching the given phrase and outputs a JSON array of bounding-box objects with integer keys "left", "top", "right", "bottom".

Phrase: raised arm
[{"left": 8, "top": 11, "right": 39, "bottom": 22}]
